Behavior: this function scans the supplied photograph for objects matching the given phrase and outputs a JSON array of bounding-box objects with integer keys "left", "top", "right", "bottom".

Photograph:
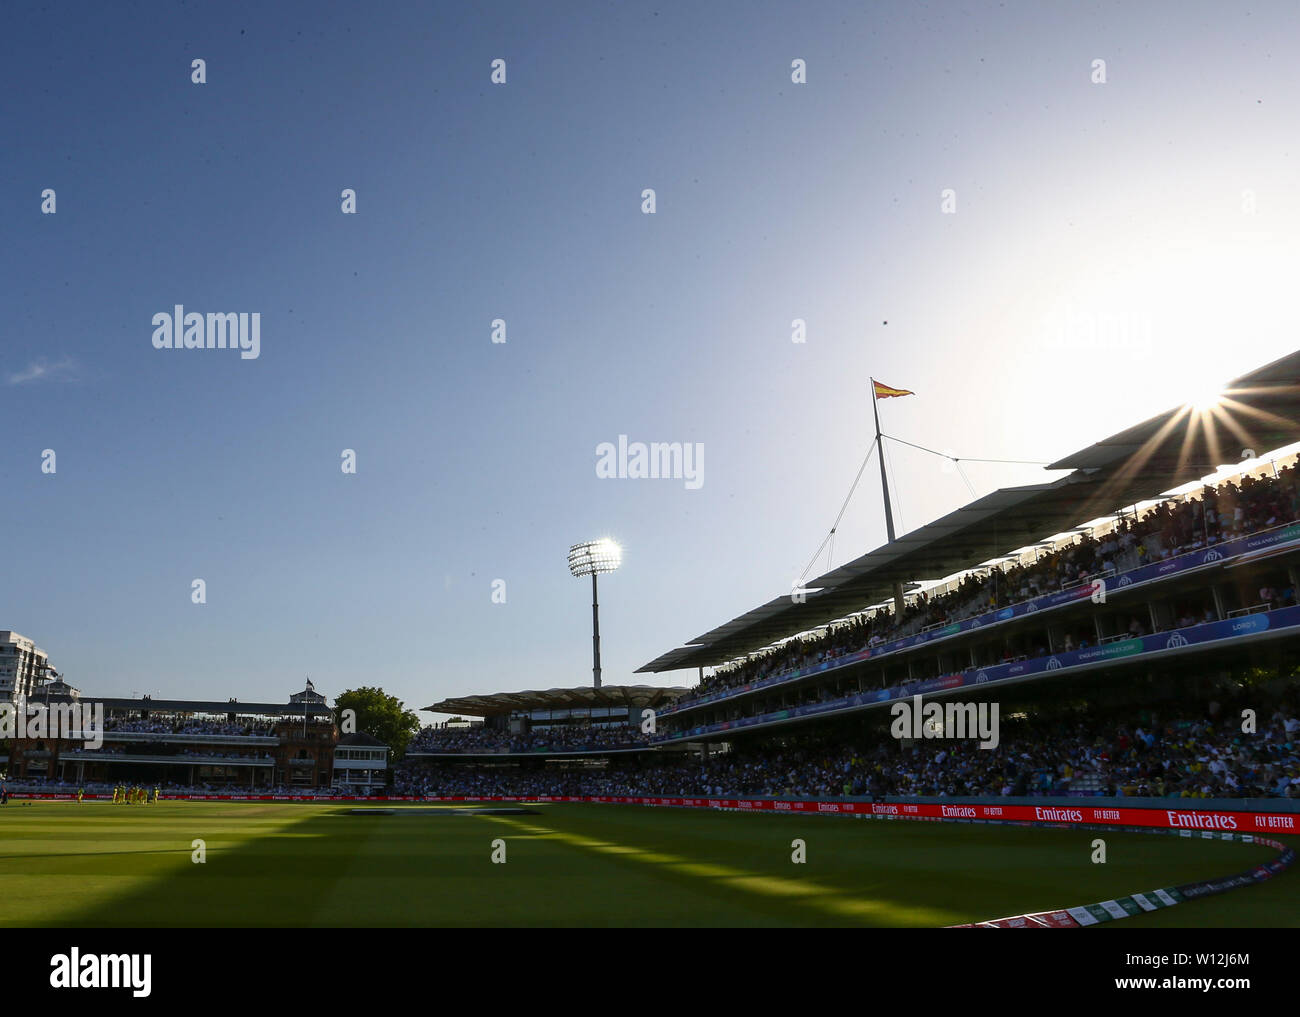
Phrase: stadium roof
[
  {"left": 337, "top": 731, "right": 388, "bottom": 747},
  {"left": 424, "top": 685, "right": 690, "bottom": 717},
  {"left": 1045, "top": 349, "right": 1300, "bottom": 473},
  {"left": 91, "top": 697, "right": 334, "bottom": 717},
  {"left": 639, "top": 349, "right": 1300, "bottom": 673}
]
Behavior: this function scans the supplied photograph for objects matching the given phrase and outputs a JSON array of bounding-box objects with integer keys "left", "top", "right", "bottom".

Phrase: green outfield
[{"left": 0, "top": 800, "right": 1294, "bottom": 927}]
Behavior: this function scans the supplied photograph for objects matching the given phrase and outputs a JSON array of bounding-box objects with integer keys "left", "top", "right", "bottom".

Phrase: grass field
[{"left": 0, "top": 800, "right": 1294, "bottom": 927}]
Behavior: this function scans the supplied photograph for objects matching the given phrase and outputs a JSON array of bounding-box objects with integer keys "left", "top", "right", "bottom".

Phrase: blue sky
[{"left": 4, "top": 1, "right": 1300, "bottom": 717}]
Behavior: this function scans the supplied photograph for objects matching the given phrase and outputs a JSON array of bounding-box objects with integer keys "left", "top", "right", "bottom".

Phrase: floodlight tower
[{"left": 568, "top": 539, "right": 622, "bottom": 689}]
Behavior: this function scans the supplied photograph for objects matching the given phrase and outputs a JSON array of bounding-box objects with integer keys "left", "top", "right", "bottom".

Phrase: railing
[
  {"left": 406, "top": 743, "right": 651, "bottom": 757},
  {"left": 101, "top": 731, "right": 278, "bottom": 745},
  {"left": 60, "top": 751, "right": 274, "bottom": 765},
  {"left": 657, "top": 602, "right": 1300, "bottom": 744},
  {"left": 1062, "top": 567, "right": 1115, "bottom": 593}
]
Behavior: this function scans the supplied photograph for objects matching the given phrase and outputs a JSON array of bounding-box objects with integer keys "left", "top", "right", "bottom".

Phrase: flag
[{"left": 872, "top": 380, "right": 914, "bottom": 399}]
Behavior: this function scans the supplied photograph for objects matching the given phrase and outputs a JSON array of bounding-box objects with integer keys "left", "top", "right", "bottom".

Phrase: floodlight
[
  {"left": 569, "top": 539, "right": 623, "bottom": 688},
  {"left": 568, "top": 539, "right": 622, "bottom": 577}
]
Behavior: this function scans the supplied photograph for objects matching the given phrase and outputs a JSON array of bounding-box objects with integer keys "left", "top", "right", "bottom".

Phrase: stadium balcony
[
  {"left": 60, "top": 749, "right": 274, "bottom": 766},
  {"left": 652, "top": 599, "right": 1300, "bottom": 745},
  {"left": 657, "top": 496, "right": 1300, "bottom": 724},
  {"left": 99, "top": 731, "right": 280, "bottom": 747}
]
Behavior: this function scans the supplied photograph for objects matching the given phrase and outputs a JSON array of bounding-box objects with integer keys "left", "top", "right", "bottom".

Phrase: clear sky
[{"left": 4, "top": 1, "right": 1299, "bottom": 718}]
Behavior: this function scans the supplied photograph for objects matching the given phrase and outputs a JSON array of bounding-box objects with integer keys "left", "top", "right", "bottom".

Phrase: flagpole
[{"left": 871, "top": 378, "right": 907, "bottom": 617}]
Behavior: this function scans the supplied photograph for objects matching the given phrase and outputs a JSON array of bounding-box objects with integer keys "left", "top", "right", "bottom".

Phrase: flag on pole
[{"left": 872, "top": 380, "right": 914, "bottom": 399}]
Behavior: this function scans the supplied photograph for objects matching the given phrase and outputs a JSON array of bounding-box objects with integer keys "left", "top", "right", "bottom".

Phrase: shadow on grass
[
  {"left": 54, "top": 808, "right": 370, "bottom": 928},
  {"left": 0, "top": 849, "right": 187, "bottom": 863}
]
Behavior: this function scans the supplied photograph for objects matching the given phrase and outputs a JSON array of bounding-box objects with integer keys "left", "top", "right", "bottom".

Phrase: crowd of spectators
[
  {"left": 82, "top": 744, "right": 275, "bottom": 760},
  {"left": 0, "top": 778, "right": 348, "bottom": 797},
  {"left": 408, "top": 724, "right": 650, "bottom": 754},
  {"left": 393, "top": 692, "right": 1300, "bottom": 801},
  {"left": 104, "top": 717, "right": 278, "bottom": 736},
  {"left": 684, "top": 465, "right": 1300, "bottom": 708},
  {"left": 11, "top": 692, "right": 1297, "bottom": 804}
]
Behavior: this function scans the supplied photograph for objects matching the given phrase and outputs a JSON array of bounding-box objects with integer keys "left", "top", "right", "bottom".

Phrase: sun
[{"left": 1190, "top": 388, "right": 1223, "bottom": 413}]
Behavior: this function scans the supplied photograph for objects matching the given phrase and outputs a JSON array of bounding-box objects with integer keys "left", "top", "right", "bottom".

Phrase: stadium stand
[
  {"left": 396, "top": 688, "right": 1300, "bottom": 800},
  {"left": 408, "top": 724, "right": 651, "bottom": 754},
  {"left": 394, "top": 354, "right": 1300, "bottom": 810},
  {"left": 678, "top": 465, "right": 1300, "bottom": 711},
  {"left": 2, "top": 684, "right": 352, "bottom": 790}
]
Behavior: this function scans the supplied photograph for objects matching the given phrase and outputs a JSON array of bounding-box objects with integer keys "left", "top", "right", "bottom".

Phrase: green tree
[{"left": 334, "top": 687, "right": 421, "bottom": 759}]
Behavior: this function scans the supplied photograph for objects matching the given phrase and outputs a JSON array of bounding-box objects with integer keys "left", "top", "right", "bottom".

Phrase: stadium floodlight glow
[
  {"left": 1190, "top": 387, "right": 1223, "bottom": 413},
  {"left": 569, "top": 539, "right": 622, "bottom": 689},
  {"left": 568, "top": 538, "right": 622, "bottom": 577}
]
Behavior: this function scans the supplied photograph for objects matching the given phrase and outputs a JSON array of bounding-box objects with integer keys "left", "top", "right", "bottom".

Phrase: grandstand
[
  {"left": 398, "top": 350, "right": 1300, "bottom": 808},
  {"left": 399, "top": 685, "right": 686, "bottom": 794},
  {"left": 2, "top": 681, "right": 349, "bottom": 793}
]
